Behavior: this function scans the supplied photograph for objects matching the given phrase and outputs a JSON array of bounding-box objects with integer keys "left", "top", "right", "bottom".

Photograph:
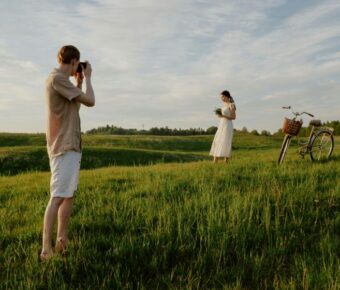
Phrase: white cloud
[{"left": 0, "top": 0, "right": 339, "bottom": 133}]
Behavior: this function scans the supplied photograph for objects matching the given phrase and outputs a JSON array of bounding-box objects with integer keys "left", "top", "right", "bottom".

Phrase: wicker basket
[{"left": 282, "top": 118, "right": 302, "bottom": 136}]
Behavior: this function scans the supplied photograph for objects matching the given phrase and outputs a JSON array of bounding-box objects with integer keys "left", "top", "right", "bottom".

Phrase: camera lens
[{"left": 77, "top": 62, "right": 87, "bottom": 73}]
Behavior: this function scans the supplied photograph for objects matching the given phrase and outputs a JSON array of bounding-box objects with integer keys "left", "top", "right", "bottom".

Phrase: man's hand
[
  {"left": 73, "top": 61, "right": 95, "bottom": 107},
  {"left": 83, "top": 61, "right": 92, "bottom": 78},
  {"left": 75, "top": 72, "right": 84, "bottom": 88}
]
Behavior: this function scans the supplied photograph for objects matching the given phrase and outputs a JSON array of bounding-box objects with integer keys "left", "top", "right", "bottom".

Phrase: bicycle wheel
[
  {"left": 278, "top": 135, "right": 291, "bottom": 164},
  {"left": 310, "top": 130, "right": 334, "bottom": 161}
]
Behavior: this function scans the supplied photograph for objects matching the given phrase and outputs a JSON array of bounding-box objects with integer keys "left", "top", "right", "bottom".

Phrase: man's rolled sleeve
[{"left": 52, "top": 75, "right": 83, "bottom": 101}]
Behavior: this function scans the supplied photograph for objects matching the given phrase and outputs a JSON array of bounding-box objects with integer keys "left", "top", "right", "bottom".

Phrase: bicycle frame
[
  {"left": 297, "top": 125, "right": 335, "bottom": 158},
  {"left": 279, "top": 106, "right": 335, "bottom": 163},
  {"left": 297, "top": 125, "right": 317, "bottom": 158}
]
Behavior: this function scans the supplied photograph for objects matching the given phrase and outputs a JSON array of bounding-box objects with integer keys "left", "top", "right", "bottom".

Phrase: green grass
[
  {"left": 0, "top": 132, "right": 284, "bottom": 176},
  {"left": 0, "top": 132, "right": 284, "bottom": 151},
  {"left": 0, "top": 134, "right": 339, "bottom": 289},
  {"left": 0, "top": 146, "right": 208, "bottom": 176}
]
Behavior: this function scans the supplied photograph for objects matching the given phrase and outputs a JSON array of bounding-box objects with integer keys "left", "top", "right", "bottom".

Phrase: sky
[{"left": 0, "top": 0, "right": 339, "bottom": 133}]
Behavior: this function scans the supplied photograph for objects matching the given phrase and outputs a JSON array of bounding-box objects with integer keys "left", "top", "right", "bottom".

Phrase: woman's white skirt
[{"left": 210, "top": 119, "right": 233, "bottom": 157}]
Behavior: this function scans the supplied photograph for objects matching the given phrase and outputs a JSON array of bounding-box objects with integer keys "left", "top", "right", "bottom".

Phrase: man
[{"left": 40, "top": 45, "right": 95, "bottom": 260}]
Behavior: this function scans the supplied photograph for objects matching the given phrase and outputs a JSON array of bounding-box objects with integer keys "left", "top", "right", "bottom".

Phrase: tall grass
[{"left": 0, "top": 135, "right": 339, "bottom": 289}]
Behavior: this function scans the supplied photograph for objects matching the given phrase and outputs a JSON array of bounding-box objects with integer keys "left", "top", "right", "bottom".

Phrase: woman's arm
[
  {"left": 219, "top": 105, "right": 236, "bottom": 120},
  {"left": 219, "top": 115, "right": 235, "bottom": 120},
  {"left": 229, "top": 104, "right": 236, "bottom": 120},
  {"left": 229, "top": 109, "right": 236, "bottom": 120}
]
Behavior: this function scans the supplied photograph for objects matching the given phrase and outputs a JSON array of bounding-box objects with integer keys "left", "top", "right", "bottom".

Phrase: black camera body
[{"left": 76, "top": 62, "right": 87, "bottom": 73}]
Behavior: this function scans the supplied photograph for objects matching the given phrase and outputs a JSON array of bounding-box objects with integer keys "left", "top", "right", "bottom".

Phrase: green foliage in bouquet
[{"left": 214, "top": 108, "right": 222, "bottom": 116}]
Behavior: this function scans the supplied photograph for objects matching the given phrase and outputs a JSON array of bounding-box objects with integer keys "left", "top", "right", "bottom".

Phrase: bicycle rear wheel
[
  {"left": 310, "top": 130, "right": 334, "bottom": 161},
  {"left": 278, "top": 135, "right": 291, "bottom": 165}
]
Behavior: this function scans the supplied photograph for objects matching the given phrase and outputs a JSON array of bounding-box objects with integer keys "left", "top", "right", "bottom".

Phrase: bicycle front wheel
[
  {"left": 310, "top": 130, "right": 334, "bottom": 161},
  {"left": 278, "top": 135, "right": 291, "bottom": 165}
]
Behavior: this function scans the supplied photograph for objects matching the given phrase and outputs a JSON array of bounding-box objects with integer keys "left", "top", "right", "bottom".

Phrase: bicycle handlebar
[
  {"left": 302, "top": 112, "right": 314, "bottom": 117},
  {"left": 282, "top": 106, "right": 314, "bottom": 118}
]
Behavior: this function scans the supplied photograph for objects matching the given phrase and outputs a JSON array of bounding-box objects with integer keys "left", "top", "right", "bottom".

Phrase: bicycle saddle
[{"left": 309, "top": 119, "right": 322, "bottom": 127}]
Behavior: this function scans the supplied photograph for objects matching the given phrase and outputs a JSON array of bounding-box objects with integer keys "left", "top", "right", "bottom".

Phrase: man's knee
[
  {"left": 59, "top": 196, "right": 74, "bottom": 206},
  {"left": 63, "top": 196, "right": 74, "bottom": 203},
  {"left": 49, "top": 197, "right": 64, "bottom": 206}
]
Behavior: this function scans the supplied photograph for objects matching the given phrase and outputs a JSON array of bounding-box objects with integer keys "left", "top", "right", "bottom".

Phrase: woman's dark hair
[{"left": 221, "top": 90, "right": 235, "bottom": 103}]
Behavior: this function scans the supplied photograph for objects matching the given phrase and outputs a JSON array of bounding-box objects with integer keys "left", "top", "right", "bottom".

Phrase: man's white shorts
[{"left": 49, "top": 151, "right": 82, "bottom": 198}]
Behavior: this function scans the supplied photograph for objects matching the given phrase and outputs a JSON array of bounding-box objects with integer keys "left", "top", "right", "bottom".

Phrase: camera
[{"left": 76, "top": 62, "right": 87, "bottom": 73}]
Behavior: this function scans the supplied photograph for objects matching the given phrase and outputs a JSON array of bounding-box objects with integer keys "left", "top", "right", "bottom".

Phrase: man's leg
[
  {"left": 56, "top": 197, "right": 74, "bottom": 253},
  {"left": 41, "top": 197, "right": 64, "bottom": 259},
  {"left": 213, "top": 156, "right": 218, "bottom": 163},
  {"left": 224, "top": 157, "right": 229, "bottom": 163}
]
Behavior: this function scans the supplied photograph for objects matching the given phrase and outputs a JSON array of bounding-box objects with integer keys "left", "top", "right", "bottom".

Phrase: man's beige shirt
[{"left": 45, "top": 68, "right": 83, "bottom": 157}]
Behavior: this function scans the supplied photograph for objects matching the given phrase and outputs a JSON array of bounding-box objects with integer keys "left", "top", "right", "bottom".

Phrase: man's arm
[{"left": 74, "top": 62, "right": 95, "bottom": 107}]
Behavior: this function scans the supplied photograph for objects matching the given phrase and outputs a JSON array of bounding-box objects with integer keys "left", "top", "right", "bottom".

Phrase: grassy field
[
  {"left": 0, "top": 133, "right": 339, "bottom": 289},
  {"left": 0, "top": 132, "right": 283, "bottom": 176}
]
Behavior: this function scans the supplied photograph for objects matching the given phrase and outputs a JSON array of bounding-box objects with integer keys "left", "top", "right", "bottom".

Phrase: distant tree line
[
  {"left": 86, "top": 125, "right": 218, "bottom": 136},
  {"left": 85, "top": 125, "right": 274, "bottom": 136},
  {"left": 86, "top": 121, "right": 339, "bottom": 136}
]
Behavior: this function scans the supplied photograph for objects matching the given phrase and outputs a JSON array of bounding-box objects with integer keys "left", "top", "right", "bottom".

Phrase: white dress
[{"left": 210, "top": 103, "right": 234, "bottom": 157}]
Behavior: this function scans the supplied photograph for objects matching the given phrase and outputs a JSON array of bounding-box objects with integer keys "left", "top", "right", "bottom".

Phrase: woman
[{"left": 210, "top": 90, "right": 236, "bottom": 163}]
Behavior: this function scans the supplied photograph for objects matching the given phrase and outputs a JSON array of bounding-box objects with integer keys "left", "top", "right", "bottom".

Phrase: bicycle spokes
[{"left": 310, "top": 131, "right": 334, "bottom": 161}]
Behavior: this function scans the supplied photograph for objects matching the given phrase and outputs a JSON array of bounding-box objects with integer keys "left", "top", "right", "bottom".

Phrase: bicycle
[{"left": 278, "top": 106, "right": 334, "bottom": 164}]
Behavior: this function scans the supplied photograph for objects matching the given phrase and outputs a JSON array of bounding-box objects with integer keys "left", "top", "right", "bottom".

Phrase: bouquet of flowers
[{"left": 214, "top": 108, "right": 222, "bottom": 116}]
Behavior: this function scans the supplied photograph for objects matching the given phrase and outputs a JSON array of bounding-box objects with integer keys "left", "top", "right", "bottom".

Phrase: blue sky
[{"left": 0, "top": 0, "right": 339, "bottom": 133}]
